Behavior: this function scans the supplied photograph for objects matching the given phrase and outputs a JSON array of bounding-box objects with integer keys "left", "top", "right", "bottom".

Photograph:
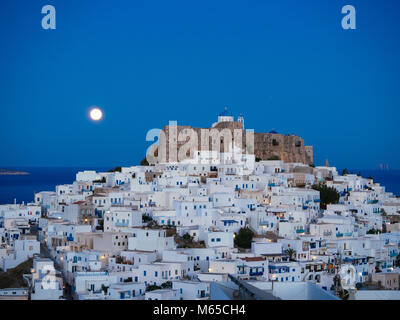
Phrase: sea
[
  {"left": 0, "top": 167, "right": 399, "bottom": 205},
  {"left": 0, "top": 167, "right": 107, "bottom": 205},
  {"left": 338, "top": 168, "right": 400, "bottom": 197}
]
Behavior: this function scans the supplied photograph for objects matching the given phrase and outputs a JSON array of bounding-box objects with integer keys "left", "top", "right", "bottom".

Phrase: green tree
[
  {"left": 284, "top": 248, "right": 296, "bottom": 261},
  {"left": 312, "top": 184, "right": 340, "bottom": 210},
  {"left": 342, "top": 168, "right": 349, "bottom": 175},
  {"left": 142, "top": 215, "right": 153, "bottom": 223},
  {"left": 146, "top": 284, "right": 162, "bottom": 292},
  {"left": 182, "top": 233, "right": 193, "bottom": 242},
  {"left": 108, "top": 166, "right": 122, "bottom": 172},
  {"left": 234, "top": 227, "right": 254, "bottom": 249},
  {"left": 267, "top": 155, "right": 281, "bottom": 160},
  {"left": 140, "top": 157, "right": 149, "bottom": 166},
  {"left": 101, "top": 285, "right": 109, "bottom": 295},
  {"left": 161, "top": 281, "right": 172, "bottom": 289}
]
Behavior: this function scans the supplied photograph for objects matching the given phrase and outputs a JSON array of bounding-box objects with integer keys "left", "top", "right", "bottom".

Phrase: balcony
[
  {"left": 115, "top": 222, "right": 129, "bottom": 227},
  {"left": 269, "top": 266, "right": 289, "bottom": 273},
  {"left": 249, "top": 272, "right": 264, "bottom": 276}
]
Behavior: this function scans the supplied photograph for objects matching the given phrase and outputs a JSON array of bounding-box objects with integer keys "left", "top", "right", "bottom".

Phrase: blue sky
[{"left": 0, "top": 0, "right": 399, "bottom": 169}]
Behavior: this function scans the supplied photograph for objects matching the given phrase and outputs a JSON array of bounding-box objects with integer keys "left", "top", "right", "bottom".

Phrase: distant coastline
[{"left": 0, "top": 169, "right": 29, "bottom": 175}]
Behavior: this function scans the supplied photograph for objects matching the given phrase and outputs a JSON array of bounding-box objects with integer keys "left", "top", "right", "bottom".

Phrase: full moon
[{"left": 89, "top": 108, "right": 103, "bottom": 121}]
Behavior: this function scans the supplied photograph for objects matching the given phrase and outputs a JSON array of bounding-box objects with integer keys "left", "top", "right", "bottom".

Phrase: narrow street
[
  {"left": 39, "top": 243, "right": 73, "bottom": 300},
  {"left": 31, "top": 223, "right": 73, "bottom": 300}
]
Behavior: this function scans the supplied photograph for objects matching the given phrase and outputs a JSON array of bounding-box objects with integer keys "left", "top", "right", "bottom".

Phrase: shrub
[
  {"left": 182, "top": 233, "right": 192, "bottom": 242},
  {"left": 140, "top": 157, "right": 149, "bottom": 166},
  {"left": 161, "top": 281, "right": 172, "bottom": 289},
  {"left": 146, "top": 284, "right": 162, "bottom": 292},
  {"left": 143, "top": 215, "right": 153, "bottom": 222},
  {"left": 234, "top": 227, "right": 254, "bottom": 249}
]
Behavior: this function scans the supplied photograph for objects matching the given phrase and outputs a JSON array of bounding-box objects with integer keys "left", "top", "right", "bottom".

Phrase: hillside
[{"left": 0, "top": 258, "right": 33, "bottom": 289}]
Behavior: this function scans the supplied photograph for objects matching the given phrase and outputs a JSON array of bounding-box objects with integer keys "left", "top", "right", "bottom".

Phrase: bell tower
[{"left": 237, "top": 113, "right": 244, "bottom": 129}]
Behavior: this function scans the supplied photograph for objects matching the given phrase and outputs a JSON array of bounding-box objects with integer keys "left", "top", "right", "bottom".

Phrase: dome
[{"left": 219, "top": 106, "right": 232, "bottom": 117}]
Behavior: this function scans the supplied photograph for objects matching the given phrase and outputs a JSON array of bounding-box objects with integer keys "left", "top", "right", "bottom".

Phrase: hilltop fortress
[{"left": 151, "top": 107, "right": 313, "bottom": 166}]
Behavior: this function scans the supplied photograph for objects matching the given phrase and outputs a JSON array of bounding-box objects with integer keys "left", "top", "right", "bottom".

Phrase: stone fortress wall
[{"left": 155, "top": 108, "right": 313, "bottom": 165}]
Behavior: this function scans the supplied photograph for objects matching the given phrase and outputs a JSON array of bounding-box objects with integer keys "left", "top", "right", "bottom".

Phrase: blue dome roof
[
  {"left": 219, "top": 106, "right": 232, "bottom": 117},
  {"left": 269, "top": 130, "right": 278, "bottom": 134}
]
